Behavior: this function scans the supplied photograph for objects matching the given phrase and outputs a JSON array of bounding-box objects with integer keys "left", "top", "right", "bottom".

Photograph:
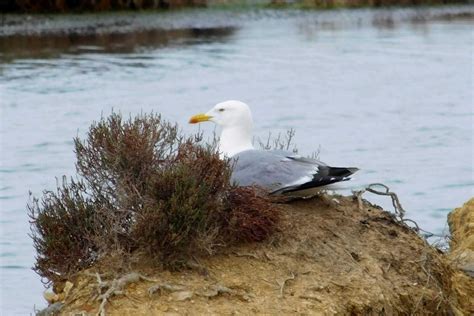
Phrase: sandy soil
[{"left": 42, "top": 194, "right": 473, "bottom": 315}]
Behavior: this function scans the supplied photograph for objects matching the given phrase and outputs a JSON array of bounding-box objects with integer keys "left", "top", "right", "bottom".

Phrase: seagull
[{"left": 189, "top": 100, "right": 358, "bottom": 195}]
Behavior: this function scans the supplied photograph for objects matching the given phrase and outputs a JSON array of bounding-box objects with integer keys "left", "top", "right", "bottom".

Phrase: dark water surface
[{"left": 1, "top": 6, "right": 473, "bottom": 314}]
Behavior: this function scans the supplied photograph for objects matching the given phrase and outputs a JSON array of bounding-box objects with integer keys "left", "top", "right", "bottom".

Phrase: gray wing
[{"left": 231, "top": 149, "right": 357, "bottom": 194}]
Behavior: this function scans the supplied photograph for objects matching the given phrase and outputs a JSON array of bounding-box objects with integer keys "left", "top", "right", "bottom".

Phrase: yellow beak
[{"left": 189, "top": 113, "right": 212, "bottom": 124}]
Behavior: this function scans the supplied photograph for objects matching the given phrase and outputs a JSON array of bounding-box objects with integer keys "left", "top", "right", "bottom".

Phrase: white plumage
[{"left": 189, "top": 100, "right": 358, "bottom": 194}]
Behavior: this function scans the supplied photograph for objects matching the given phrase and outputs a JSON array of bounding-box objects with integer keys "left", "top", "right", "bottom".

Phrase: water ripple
[{"left": 0, "top": 7, "right": 472, "bottom": 315}]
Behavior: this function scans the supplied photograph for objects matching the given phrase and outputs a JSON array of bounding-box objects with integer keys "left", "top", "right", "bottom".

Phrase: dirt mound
[
  {"left": 43, "top": 194, "right": 470, "bottom": 315},
  {"left": 448, "top": 198, "right": 474, "bottom": 314}
]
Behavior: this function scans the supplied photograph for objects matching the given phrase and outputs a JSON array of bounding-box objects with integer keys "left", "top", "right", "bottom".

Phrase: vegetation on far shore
[
  {"left": 1, "top": 0, "right": 470, "bottom": 13},
  {"left": 28, "top": 113, "right": 279, "bottom": 285}
]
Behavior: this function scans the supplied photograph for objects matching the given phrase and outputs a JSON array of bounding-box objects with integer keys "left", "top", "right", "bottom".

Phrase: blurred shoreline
[
  {"left": 0, "top": 0, "right": 472, "bottom": 14},
  {"left": 1, "top": 4, "right": 473, "bottom": 38}
]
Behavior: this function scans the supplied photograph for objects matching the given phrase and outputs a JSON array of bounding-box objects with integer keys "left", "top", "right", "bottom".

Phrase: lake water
[{"left": 1, "top": 6, "right": 473, "bottom": 314}]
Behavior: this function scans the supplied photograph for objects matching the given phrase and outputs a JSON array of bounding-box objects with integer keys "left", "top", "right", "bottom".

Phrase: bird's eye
[{"left": 218, "top": 108, "right": 225, "bottom": 112}]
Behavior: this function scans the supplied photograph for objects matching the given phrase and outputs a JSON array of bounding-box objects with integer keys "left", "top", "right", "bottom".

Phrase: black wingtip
[
  {"left": 271, "top": 166, "right": 359, "bottom": 195},
  {"left": 327, "top": 167, "right": 359, "bottom": 178},
  {"left": 347, "top": 167, "right": 359, "bottom": 174}
]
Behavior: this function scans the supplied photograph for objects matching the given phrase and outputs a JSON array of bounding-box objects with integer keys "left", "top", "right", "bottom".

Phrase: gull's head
[
  {"left": 189, "top": 100, "right": 254, "bottom": 157},
  {"left": 189, "top": 100, "right": 253, "bottom": 128}
]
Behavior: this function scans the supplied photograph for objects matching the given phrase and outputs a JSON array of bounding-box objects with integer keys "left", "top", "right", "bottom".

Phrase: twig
[
  {"left": 365, "top": 183, "right": 406, "bottom": 219},
  {"left": 263, "top": 251, "right": 273, "bottom": 261},
  {"left": 353, "top": 183, "right": 405, "bottom": 219},
  {"left": 93, "top": 272, "right": 157, "bottom": 316},
  {"left": 148, "top": 283, "right": 185, "bottom": 296},
  {"left": 278, "top": 272, "right": 296, "bottom": 298},
  {"left": 353, "top": 183, "right": 450, "bottom": 312},
  {"left": 352, "top": 183, "right": 446, "bottom": 241}
]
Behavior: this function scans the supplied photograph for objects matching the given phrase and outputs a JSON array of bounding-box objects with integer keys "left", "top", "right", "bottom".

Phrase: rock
[
  {"left": 171, "top": 291, "right": 194, "bottom": 301},
  {"left": 62, "top": 281, "right": 74, "bottom": 299},
  {"left": 37, "top": 302, "right": 63, "bottom": 316},
  {"left": 448, "top": 198, "right": 474, "bottom": 314},
  {"left": 196, "top": 284, "right": 232, "bottom": 297},
  {"left": 43, "top": 281, "right": 74, "bottom": 304},
  {"left": 448, "top": 198, "right": 474, "bottom": 272},
  {"left": 43, "top": 291, "right": 60, "bottom": 304}
]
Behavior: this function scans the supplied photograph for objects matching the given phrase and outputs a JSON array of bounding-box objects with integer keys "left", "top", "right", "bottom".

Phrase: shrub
[
  {"left": 28, "top": 113, "right": 279, "bottom": 284},
  {"left": 29, "top": 179, "right": 102, "bottom": 283},
  {"left": 222, "top": 187, "right": 279, "bottom": 243},
  {"left": 9, "top": 0, "right": 207, "bottom": 13}
]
